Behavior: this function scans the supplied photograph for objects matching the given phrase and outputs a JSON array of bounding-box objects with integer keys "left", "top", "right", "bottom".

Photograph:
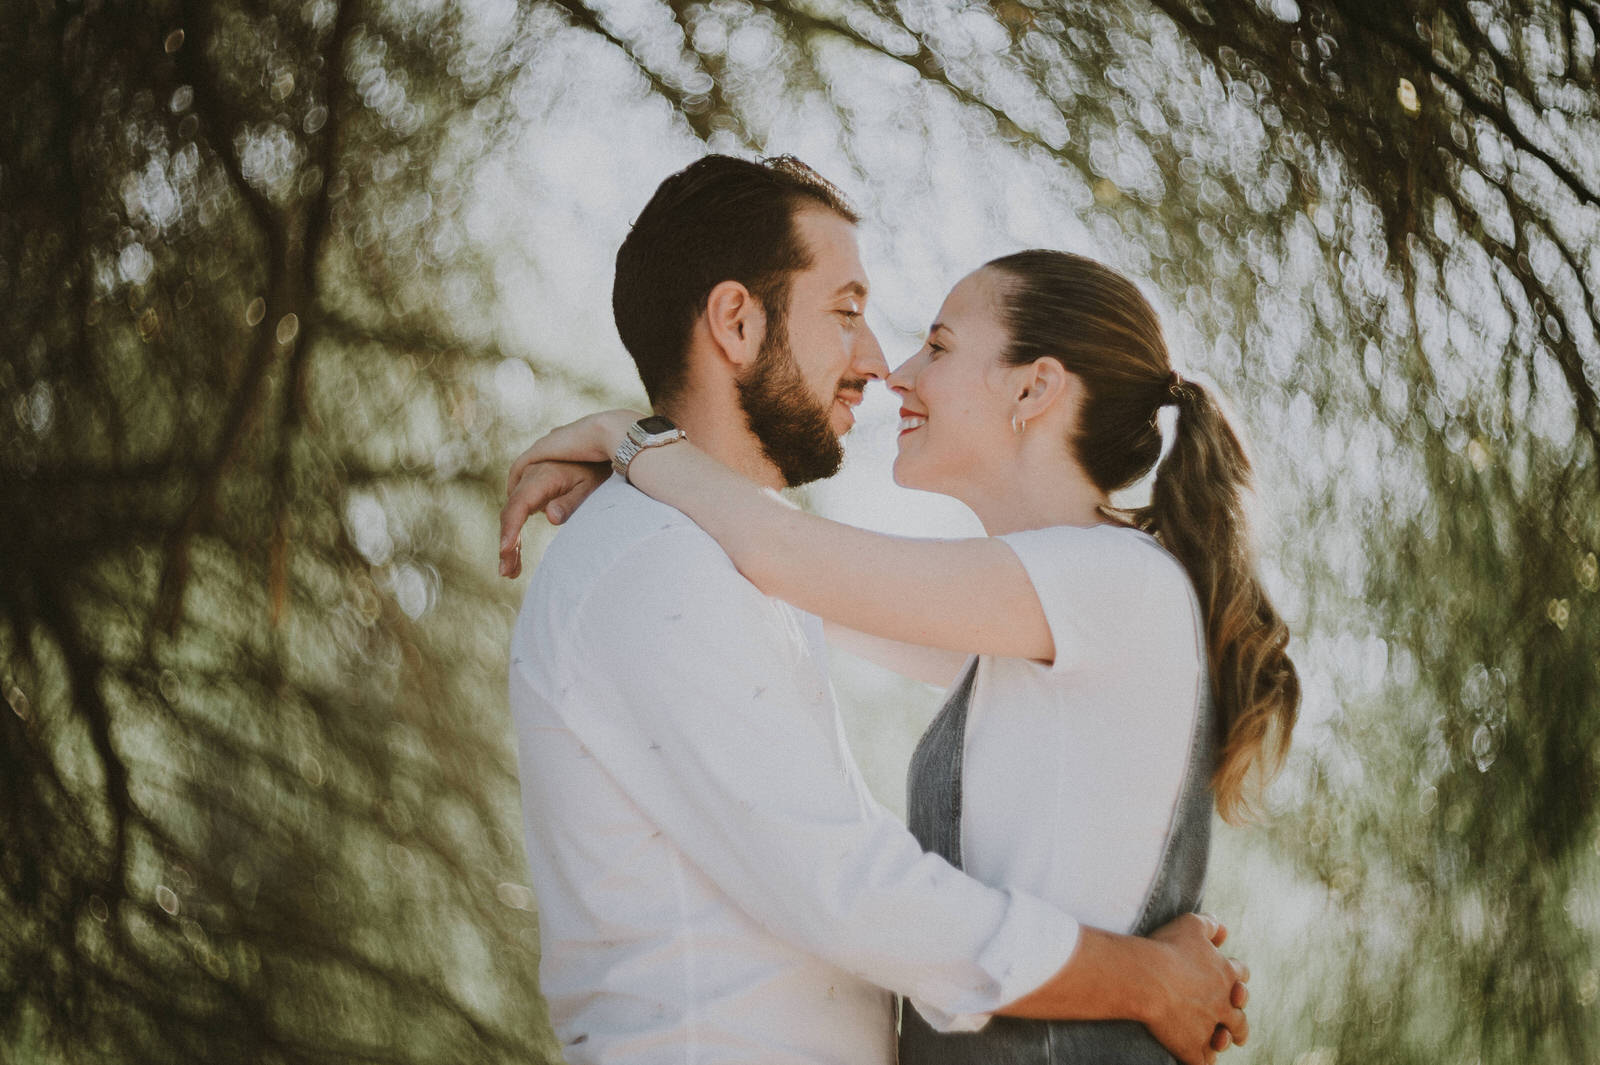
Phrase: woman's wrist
[{"left": 600, "top": 409, "right": 647, "bottom": 455}]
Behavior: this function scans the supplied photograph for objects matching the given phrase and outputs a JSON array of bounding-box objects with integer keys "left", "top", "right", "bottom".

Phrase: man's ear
[{"left": 705, "top": 280, "right": 766, "bottom": 370}]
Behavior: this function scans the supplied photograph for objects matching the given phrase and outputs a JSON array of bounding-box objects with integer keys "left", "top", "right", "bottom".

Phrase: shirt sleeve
[
  {"left": 998, "top": 525, "right": 1182, "bottom": 675},
  {"left": 535, "top": 524, "right": 1079, "bottom": 1027}
]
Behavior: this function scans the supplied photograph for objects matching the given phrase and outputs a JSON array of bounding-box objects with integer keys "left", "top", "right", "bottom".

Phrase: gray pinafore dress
[{"left": 899, "top": 651, "right": 1217, "bottom": 1065}]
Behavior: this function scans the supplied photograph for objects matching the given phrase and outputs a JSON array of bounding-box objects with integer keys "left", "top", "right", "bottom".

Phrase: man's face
[{"left": 736, "top": 207, "right": 889, "bottom": 487}]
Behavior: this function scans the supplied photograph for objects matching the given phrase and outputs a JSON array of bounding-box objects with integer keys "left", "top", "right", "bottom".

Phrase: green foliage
[
  {"left": 2, "top": 0, "right": 1595, "bottom": 1063},
  {"left": 2, "top": 1, "right": 562, "bottom": 1061}
]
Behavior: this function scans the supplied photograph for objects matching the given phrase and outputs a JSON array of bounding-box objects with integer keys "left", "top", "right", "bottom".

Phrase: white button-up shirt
[{"left": 509, "top": 477, "right": 1079, "bottom": 1065}]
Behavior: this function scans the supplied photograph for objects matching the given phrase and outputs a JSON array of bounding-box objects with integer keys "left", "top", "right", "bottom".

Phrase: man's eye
[{"left": 839, "top": 308, "right": 861, "bottom": 321}]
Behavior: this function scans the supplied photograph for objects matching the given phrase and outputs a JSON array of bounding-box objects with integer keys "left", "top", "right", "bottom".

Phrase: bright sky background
[{"left": 456, "top": 8, "right": 1356, "bottom": 816}]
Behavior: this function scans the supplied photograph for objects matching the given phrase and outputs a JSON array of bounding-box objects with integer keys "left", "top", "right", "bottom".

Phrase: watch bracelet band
[
  {"left": 612, "top": 419, "right": 686, "bottom": 483},
  {"left": 611, "top": 434, "right": 645, "bottom": 480}
]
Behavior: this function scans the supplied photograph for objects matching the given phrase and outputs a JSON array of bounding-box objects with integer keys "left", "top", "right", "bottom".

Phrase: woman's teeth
[{"left": 899, "top": 416, "right": 926, "bottom": 433}]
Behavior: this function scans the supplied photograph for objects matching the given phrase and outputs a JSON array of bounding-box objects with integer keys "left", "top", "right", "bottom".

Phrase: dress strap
[{"left": 905, "top": 657, "right": 978, "bottom": 870}]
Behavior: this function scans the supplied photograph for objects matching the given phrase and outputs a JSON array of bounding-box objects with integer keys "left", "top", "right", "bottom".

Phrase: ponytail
[
  {"left": 1137, "top": 380, "right": 1299, "bottom": 824},
  {"left": 986, "top": 249, "right": 1299, "bottom": 826}
]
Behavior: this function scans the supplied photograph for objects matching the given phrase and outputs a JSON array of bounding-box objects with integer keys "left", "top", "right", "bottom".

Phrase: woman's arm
[
  {"left": 821, "top": 621, "right": 972, "bottom": 688},
  {"left": 502, "top": 411, "right": 1055, "bottom": 662}
]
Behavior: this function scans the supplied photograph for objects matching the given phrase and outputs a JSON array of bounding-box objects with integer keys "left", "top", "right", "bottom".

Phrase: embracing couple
[{"left": 497, "top": 155, "right": 1299, "bottom": 1065}]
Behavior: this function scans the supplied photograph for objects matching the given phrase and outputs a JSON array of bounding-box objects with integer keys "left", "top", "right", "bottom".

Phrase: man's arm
[
  {"left": 538, "top": 524, "right": 1078, "bottom": 1016},
  {"left": 1000, "top": 918, "right": 1249, "bottom": 1061}
]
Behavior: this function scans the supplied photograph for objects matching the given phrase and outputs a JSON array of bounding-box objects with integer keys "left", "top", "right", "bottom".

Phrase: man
[{"left": 498, "top": 155, "right": 1247, "bottom": 1065}]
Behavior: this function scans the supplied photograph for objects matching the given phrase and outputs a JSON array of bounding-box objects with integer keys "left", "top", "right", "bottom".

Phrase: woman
[{"left": 504, "top": 250, "right": 1298, "bottom": 1062}]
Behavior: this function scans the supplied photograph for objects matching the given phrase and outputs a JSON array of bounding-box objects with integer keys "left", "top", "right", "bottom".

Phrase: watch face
[{"left": 637, "top": 415, "right": 678, "bottom": 435}]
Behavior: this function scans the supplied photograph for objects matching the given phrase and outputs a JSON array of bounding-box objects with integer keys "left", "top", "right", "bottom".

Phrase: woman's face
[{"left": 888, "top": 268, "right": 1022, "bottom": 498}]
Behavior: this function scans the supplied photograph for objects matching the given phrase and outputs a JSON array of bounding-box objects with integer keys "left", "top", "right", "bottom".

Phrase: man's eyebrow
[{"left": 833, "top": 281, "right": 868, "bottom": 299}]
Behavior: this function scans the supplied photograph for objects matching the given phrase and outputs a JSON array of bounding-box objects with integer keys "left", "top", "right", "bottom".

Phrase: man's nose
[{"left": 855, "top": 321, "right": 890, "bottom": 381}]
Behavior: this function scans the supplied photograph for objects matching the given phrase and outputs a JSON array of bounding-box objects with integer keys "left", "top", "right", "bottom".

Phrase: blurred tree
[
  {"left": 1, "top": 1, "right": 567, "bottom": 1062},
  {"left": 3, "top": 1, "right": 1595, "bottom": 1064}
]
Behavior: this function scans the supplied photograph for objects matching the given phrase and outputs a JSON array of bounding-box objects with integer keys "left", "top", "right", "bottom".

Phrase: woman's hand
[
  {"left": 499, "top": 460, "right": 610, "bottom": 577},
  {"left": 504, "top": 409, "right": 644, "bottom": 490},
  {"left": 497, "top": 409, "right": 644, "bottom": 578}
]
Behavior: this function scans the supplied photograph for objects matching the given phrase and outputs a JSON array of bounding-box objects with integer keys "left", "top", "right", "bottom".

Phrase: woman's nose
[{"left": 886, "top": 357, "right": 916, "bottom": 394}]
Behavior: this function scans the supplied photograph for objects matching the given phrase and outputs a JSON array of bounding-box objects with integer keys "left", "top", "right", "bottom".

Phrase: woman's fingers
[
  {"left": 549, "top": 474, "right": 605, "bottom": 525},
  {"left": 505, "top": 426, "right": 581, "bottom": 495},
  {"left": 498, "top": 476, "right": 543, "bottom": 577},
  {"left": 506, "top": 443, "right": 541, "bottom": 497},
  {"left": 1231, "top": 979, "right": 1249, "bottom": 1009},
  {"left": 499, "top": 462, "right": 612, "bottom": 577},
  {"left": 498, "top": 466, "right": 570, "bottom": 575}
]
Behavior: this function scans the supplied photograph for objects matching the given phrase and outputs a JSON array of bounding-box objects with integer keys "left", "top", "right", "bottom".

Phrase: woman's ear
[
  {"left": 705, "top": 280, "right": 766, "bottom": 370},
  {"left": 1016, "top": 356, "right": 1076, "bottom": 424}
]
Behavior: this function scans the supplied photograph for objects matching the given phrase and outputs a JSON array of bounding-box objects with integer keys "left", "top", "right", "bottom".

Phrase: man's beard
[{"left": 735, "top": 320, "right": 852, "bottom": 488}]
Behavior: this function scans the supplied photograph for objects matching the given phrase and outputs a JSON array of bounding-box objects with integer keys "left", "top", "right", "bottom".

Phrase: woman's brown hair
[{"left": 986, "top": 249, "right": 1300, "bottom": 823}]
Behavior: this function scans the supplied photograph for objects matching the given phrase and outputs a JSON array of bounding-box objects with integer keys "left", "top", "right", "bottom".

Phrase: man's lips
[
  {"left": 832, "top": 395, "right": 860, "bottom": 430},
  {"left": 833, "top": 387, "right": 866, "bottom": 427}
]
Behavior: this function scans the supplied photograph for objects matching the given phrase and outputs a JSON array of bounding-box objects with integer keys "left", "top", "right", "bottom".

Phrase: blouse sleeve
[{"left": 996, "top": 525, "right": 1182, "bottom": 675}]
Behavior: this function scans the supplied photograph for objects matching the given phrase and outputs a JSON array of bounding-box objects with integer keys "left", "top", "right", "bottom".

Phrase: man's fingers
[
  {"left": 1187, "top": 911, "right": 1222, "bottom": 947},
  {"left": 1231, "top": 980, "right": 1248, "bottom": 1009},
  {"left": 1228, "top": 956, "right": 1250, "bottom": 985},
  {"left": 1220, "top": 1006, "right": 1249, "bottom": 1047},
  {"left": 1211, "top": 1025, "right": 1232, "bottom": 1052}
]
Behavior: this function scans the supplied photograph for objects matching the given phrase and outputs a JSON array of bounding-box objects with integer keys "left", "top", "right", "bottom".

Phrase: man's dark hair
[{"left": 613, "top": 155, "right": 859, "bottom": 407}]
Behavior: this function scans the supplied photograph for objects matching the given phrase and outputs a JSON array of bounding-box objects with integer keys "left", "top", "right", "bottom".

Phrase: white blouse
[{"left": 963, "top": 524, "right": 1209, "bottom": 934}]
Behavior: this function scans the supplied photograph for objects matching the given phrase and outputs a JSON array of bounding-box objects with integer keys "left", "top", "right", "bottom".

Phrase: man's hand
[
  {"left": 998, "top": 913, "right": 1248, "bottom": 1065},
  {"left": 1145, "top": 913, "right": 1250, "bottom": 1065},
  {"left": 498, "top": 460, "right": 611, "bottom": 577}
]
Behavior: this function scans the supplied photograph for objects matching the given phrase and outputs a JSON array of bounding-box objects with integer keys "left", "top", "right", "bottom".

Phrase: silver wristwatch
[{"left": 612, "top": 415, "right": 688, "bottom": 483}]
